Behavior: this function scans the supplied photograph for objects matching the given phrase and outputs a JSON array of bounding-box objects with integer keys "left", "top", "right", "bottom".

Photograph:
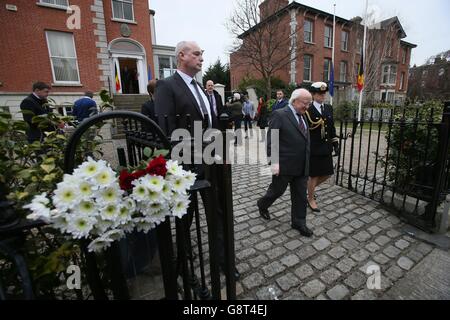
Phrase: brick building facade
[
  {"left": 230, "top": 0, "right": 416, "bottom": 105},
  {"left": 0, "top": 0, "right": 154, "bottom": 116}
]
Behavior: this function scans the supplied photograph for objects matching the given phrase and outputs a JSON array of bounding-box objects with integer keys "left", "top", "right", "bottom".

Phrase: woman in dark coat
[
  {"left": 305, "top": 82, "right": 339, "bottom": 212},
  {"left": 256, "top": 97, "right": 268, "bottom": 141},
  {"left": 226, "top": 93, "right": 244, "bottom": 146}
]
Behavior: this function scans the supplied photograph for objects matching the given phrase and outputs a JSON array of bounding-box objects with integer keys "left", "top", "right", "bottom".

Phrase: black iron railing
[{"left": 336, "top": 102, "right": 450, "bottom": 233}]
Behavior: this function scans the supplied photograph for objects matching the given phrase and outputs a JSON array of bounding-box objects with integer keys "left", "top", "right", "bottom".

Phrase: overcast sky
[{"left": 149, "top": 0, "right": 450, "bottom": 70}]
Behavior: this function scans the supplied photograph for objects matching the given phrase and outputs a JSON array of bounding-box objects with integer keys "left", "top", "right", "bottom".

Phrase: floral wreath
[{"left": 24, "top": 153, "right": 196, "bottom": 253}]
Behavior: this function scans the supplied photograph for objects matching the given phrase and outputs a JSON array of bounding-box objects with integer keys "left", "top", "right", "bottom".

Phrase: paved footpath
[{"left": 228, "top": 132, "right": 450, "bottom": 300}]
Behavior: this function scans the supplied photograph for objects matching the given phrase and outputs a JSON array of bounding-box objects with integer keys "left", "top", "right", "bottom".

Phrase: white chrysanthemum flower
[
  {"left": 52, "top": 215, "right": 69, "bottom": 234},
  {"left": 92, "top": 218, "right": 114, "bottom": 235},
  {"left": 67, "top": 216, "right": 95, "bottom": 239},
  {"left": 124, "top": 198, "right": 136, "bottom": 212},
  {"left": 166, "top": 160, "right": 184, "bottom": 176},
  {"left": 53, "top": 185, "right": 80, "bottom": 211},
  {"left": 144, "top": 175, "right": 164, "bottom": 192},
  {"left": 131, "top": 182, "right": 148, "bottom": 201},
  {"left": 168, "top": 176, "right": 189, "bottom": 194},
  {"left": 134, "top": 218, "right": 155, "bottom": 233},
  {"left": 78, "top": 181, "right": 94, "bottom": 198},
  {"left": 115, "top": 205, "right": 133, "bottom": 226},
  {"left": 87, "top": 237, "right": 113, "bottom": 253},
  {"left": 148, "top": 190, "right": 162, "bottom": 202},
  {"left": 24, "top": 193, "right": 51, "bottom": 222},
  {"left": 183, "top": 171, "right": 197, "bottom": 188},
  {"left": 97, "top": 186, "right": 123, "bottom": 205},
  {"left": 100, "top": 204, "right": 119, "bottom": 221},
  {"left": 149, "top": 210, "right": 167, "bottom": 226},
  {"left": 121, "top": 221, "right": 135, "bottom": 234},
  {"left": 94, "top": 167, "right": 116, "bottom": 188},
  {"left": 160, "top": 182, "right": 173, "bottom": 200},
  {"left": 101, "top": 229, "right": 125, "bottom": 242},
  {"left": 171, "top": 195, "right": 190, "bottom": 219},
  {"left": 78, "top": 201, "right": 97, "bottom": 215},
  {"left": 75, "top": 157, "right": 106, "bottom": 179}
]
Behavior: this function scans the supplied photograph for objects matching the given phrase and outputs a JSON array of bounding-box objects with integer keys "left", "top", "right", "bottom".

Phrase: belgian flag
[
  {"left": 115, "top": 64, "right": 121, "bottom": 92},
  {"left": 357, "top": 54, "right": 364, "bottom": 92}
]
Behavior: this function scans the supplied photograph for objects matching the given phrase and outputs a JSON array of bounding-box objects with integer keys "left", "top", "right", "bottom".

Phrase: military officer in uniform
[{"left": 305, "top": 82, "right": 339, "bottom": 212}]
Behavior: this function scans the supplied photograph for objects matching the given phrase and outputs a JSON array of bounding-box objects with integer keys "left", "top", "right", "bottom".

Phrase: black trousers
[
  {"left": 258, "top": 174, "right": 308, "bottom": 227},
  {"left": 243, "top": 115, "right": 253, "bottom": 133}
]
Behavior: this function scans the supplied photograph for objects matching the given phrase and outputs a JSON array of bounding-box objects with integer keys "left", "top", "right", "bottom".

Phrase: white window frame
[
  {"left": 399, "top": 72, "right": 405, "bottom": 91},
  {"left": 111, "top": 0, "right": 135, "bottom": 23},
  {"left": 382, "top": 64, "right": 397, "bottom": 85},
  {"left": 303, "top": 55, "right": 312, "bottom": 82},
  {"left": 157, "top": 55, "right": 177, "bottom": 79},
  {"left": 324, "top": 26, "right": 333, "bottom": 48},
  {"left": 45, "top": 31, "right": 81, "bottom": 85},
  {"left": 381, "top": 90, "right": 395, "bottom": 104},
  {"left": 38, "top": 0, "right": 69, "bottom": 10},
  {"left": 323, "top": 58, "right": 331, "bottom": 81},
  {"left": 341, "top": 31, "right": 349, "bottom": 51},
  {"left": 304, "top": 20, "right": 313, "bottom": 43},
  {"left": 340, "top": 61, "right": 347, "bottom": 82},
  {"left": 356, "top": 38, "right": 363, "bottom": 54}
]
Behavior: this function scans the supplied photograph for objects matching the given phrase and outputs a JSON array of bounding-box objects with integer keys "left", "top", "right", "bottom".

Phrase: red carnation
[
  {"left": 146, "top": 155, "right": 167, "bottom": 177},
  {"left": 132, "top": 169, "right": 147, "bottom": 180},
  {"left": 119, "top": 169, "right": 135, "bottom": 191}
]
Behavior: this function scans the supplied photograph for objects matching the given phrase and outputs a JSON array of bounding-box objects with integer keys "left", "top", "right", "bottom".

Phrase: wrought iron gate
[{"left": 335, "top": 102, "right": 450, "bottom": 233}]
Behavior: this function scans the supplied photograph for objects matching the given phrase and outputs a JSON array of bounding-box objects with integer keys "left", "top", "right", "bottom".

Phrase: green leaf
[
  {"left": 143, "top": 147, "right": 153, "bottom": 158},
  {"left": 40, "top": 163, "right": 55, "bottom": 173}
]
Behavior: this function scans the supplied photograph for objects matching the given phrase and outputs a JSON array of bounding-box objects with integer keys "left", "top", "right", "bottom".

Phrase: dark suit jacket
[
  {"left": 141, "top": 98, "right": 157, "bottom": 123},
  {"left": 205, "top": 89, "right": 224, "bottom": 117},
  {"left": 20, "top": 94, "right": 51, "bottom": 142},
  {"left": 154, "top": 72, "right": 218, "bottom": 136},
  {"left": 267, "top": 107, "right": 310, "bottom": 177},
  {"left": 271, "top": 99, "right": 288, "bottom": 112},
  {"left": 306, "top": 103, "right": 337, "bottom": 157}
]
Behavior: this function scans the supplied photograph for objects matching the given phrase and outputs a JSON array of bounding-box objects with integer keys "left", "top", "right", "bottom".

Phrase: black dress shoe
[
  {"left": 257, "top": 205, "right": 270, "bottom": 220},
  {"left": 292, "top": 224, "right": 314, "bottom": 237},
  {"left": 307, "top": 200, "right": 321, "bottom": 213}
]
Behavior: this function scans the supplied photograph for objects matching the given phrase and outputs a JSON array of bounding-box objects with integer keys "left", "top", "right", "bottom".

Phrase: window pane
[
  {"left": 304, "top": 55, "right": 311, "bottom": 81},
  {"left": 159, "top": 56, "right": 170, "bottom": 79},
  {"left": 123, "top": 2, "right": 133, "bottom": 20},
  {"left": 171, "top": 57, "right": 177, "bottom": 69},
  {"left": 47, "top": 31, "right": 76, "bottom": 57},
  {"left": 324, "top": 59, "right": 330, "bottom": 81},
  {"left": 55, "top": 0, "right": 68, "bottom": 6},
  {"left": 304, "top": 20, "right": 312, "bottom": 42},
  {"left": 341, "top": 31, "right": 348, "bottom": 51},
  {"left": 53, "top": 58, "right": 79, "bottom": 82},
  {"left": 112, "top": 1, "right": 123, "bottom": 19}
]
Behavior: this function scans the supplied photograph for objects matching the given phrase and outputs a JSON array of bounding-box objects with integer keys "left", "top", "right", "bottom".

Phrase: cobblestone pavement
[{"left": 228, "top": 129, "right": 442, "bottom": 300}]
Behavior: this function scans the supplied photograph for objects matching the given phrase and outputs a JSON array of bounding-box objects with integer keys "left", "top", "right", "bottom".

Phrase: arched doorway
[{"left": 109, "top": 39, "right": 148, "bottom": 94}]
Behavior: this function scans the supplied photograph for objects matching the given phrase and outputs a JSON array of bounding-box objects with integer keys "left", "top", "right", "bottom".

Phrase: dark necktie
[
  {"left": 320, "top": 104, "right": 325, "bottom": 115},
  {"left": 297, "top": 113, "right": 307, "bottom": 136},
  {"left": 191, "top": 79, "right": 210, "bottom": 124},
  {"left": 208, "top": 94, "right": 216, "bottom": 115}
]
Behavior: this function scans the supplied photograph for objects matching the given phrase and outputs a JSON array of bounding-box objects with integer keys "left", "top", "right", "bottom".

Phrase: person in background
[
  {"left": 256, "top": 96, "right": 269, "bottom": 142},
  {"left": 205, "top": 80, "right": 224, "bottom": 117},
  {"left": 305, "top": 82, "right": 339, "bottom": 213},
  {"left": 271, "top": 89, "right": 288, "bottom": 112},
  {"left": 20, "top": 81, "right": 54, "bottom": 142},
  {"left": 72, "top": 91, "right": 98, "bottom": 123},
  {"left": 242, "top": 95, "right": 255, "bottom": 138},
  {"left": 226, "top": 92, "right": 244, "bottom": 146},
  {"left": 141, "top": 79, "right": 157, "bottom": 123}
]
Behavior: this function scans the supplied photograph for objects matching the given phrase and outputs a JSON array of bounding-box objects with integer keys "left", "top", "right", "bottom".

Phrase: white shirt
[
  {"left": 288, "top": 104, "right": 307, "bottom": 129},
  {"left": 176, "top": 70, "right": 212, "bottom": 125},
  {"left": 313, "top": 101, "right": 324, "bottom": 115}
]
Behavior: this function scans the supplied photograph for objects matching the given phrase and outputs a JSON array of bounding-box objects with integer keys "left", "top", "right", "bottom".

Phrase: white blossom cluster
[{"left": 24, "top": 157, "right": 196, "bottom": 253}]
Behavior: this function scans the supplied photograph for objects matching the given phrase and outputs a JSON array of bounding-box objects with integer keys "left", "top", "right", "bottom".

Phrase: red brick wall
[
  {"left": 259, "top": 0, "right": 289, "bottom": 20},
  {"left": 103, "top": 0, "right": 154, "bottom": 78},
  {"left": 0, "top": 0, "right": 155, "bottom": 94},
  {"left": 0, "top": 1, "right": 100, "bottom": 93}
]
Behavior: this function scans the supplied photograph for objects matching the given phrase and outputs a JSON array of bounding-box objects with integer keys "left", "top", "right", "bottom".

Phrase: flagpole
[
  {"left": 358, "top": 0, "right": 369, "bottom": 122},
  {"left": 331, "top": 3, "right": 336, "bottom": 106}
]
